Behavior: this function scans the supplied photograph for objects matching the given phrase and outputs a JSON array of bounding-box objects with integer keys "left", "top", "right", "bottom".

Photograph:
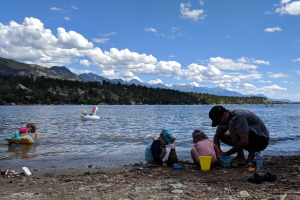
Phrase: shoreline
[{"left": 1, "top": 155, "right": 300, "bottom": 199}]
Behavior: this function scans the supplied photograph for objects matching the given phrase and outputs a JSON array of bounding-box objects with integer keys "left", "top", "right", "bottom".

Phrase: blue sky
[{"left": 0, "top": 0, "right": 300, "bottom": 101}]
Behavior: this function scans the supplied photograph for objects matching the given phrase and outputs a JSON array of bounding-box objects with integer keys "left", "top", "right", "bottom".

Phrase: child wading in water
[
  {"left": 18, "top": 127, "right": 34, "bottom": 140},
  {"left": 145, "top": 129, "right": 176, "bottom": 166},
  {"left": 191, "top": 129, "right": 220, "bottom": 167},
  {"left": 26, "top": 123, "right": 40, "bottom": 140}
]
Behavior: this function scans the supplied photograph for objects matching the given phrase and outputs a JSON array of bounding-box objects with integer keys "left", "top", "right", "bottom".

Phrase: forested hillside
[{"left": 0, "top": 74, "right": 273, "bottom": 105}]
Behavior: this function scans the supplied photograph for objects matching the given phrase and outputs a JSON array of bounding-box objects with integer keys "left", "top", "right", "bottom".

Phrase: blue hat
[{"left": 161, "top": 129, "right": 176, "bottom": 144}]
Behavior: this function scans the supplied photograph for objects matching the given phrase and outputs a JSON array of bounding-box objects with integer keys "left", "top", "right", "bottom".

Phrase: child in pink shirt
[
  {"left": 18, "top": 127, "right": 34, "bottom": 140},
  {"left": 191, "top": 129, "right": 220, "bottom": 166}
]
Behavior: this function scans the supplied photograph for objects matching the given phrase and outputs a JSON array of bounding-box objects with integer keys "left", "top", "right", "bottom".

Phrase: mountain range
[
  {"left": 79, "top": 73, "right": 292, "bottom": 102},
  {"left": 0, "top": 56, "right": 292, "bottom": 102}
]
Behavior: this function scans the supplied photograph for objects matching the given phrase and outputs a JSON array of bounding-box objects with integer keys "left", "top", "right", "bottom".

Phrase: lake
[{"left": 0, "top": 104, "right": 299, "bottom": 170}]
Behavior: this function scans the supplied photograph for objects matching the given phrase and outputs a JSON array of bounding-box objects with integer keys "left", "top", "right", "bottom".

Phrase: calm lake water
[{"left": 0, "top": 104, "right": 299, "bottom": 170}]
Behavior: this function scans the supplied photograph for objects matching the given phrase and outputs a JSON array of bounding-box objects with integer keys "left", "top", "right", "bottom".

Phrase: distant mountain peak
[
  {"left": 78, "top": 73, "right": 110, "bottom": 83},
  {"left": 51, "top": 66, "right": 72, "bottom": 74},
  {"left": 50, "top": 66, "right": 82, "bottom": 81}
]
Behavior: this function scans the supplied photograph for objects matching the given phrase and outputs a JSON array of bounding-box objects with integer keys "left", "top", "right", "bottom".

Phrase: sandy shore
[{"left": 1, "top": 155, "right": 300, "bottom": 200}]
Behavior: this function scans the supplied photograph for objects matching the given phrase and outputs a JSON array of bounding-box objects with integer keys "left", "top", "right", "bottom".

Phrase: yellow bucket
[{"left": 199, "top": 156, "right": 212, "bottom": 170}]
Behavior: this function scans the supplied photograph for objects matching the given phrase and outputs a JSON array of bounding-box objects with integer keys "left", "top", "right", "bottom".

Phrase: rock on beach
[{"left": 0, "top": 155, "right": 300, "bottom": 199}]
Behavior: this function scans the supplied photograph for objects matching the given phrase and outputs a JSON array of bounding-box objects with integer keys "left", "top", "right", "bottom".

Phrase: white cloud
[
  {"left": 149, "top": 79, "right": 163, "bottom": 85},
  {"left": 237, "top": 57, "right": 270, "bottom": 65},
  {"left": 185, "top": 63, "right": 221, "bottom": 77},
  {"left": 265, "top": 27, "right": 282, "bottom": 32},
  {"left": 276, "top": 93, "right": 300, "bottom": 102},
  {"left": 100, "top": 32, "right": 116, "bottom": 37},
  {"left": 57, "top": 27, "right": 94, "bottom": 49},
  {"left": 180, "top": 3, "right": 205, "bottom": 21},
  {"left": 0, "top": 17, "right": 280, "bottom": 98},
  {"left": 267, "top": 72, "right": 288, "bottom": 78},
  {"left": 293, "top": 58, "right": 300, "bottom": 62},
  {"left": 120, "top": 70, "right": 142, "bottom": 82},
  {"left": 262, "top": 84, "right": 287, "bottom": 91},
  {"left": 0, "top": 17, "right": 92, "bottom": 66},
  {"left": 144, "top": 27, "right": 157, "bottom": 33},
  {"left": 258, "top": 80, "right": 272, "bottom": 83},
  {"left": 208, "top": 57, "right": 258, "bottom": 70},
  {"left": 237, "top": 73, "right": 263, "bottom": 81},
  {"left": 144, "top": 27, "right": 182, "bottom": 39},
  {"left": 296, "top": 70, "right": 300, "bottom": 75},
  {"left": 69, "top": 68, "right": 92, "bottom": 75},
  {"left": 190, "top": 82, "right": 200, "bottom": 87},
  {"left": 237, "top": 83, "right": 256, "bottom": 90},
  {"left": 64, "top": 17, "right": 71, "bottom": 21},
  {"left": 155, "top": 61, "right": 181, "bottom": 75},
  {"left": 180, "top": 62, "right": 254, "bottom": 85},
  {"left": 92, "top": 38, "right": 110, "bottom": 44},
  {"left": 218, "top": 83, "right": 232, "bottom": 89},
  {"left": 276, "top": 1, "right": 300, "bottom": 15},
  {"left": 281, "top": 0, "right": 292, "bottom": 4},
  {"left": 230, "top": 83, "right": 288, "bottom": 97},
  {"left": 101, "top": 69, "right": 118, "bottom": 79},
  {"left": 92, "top": 32, "right": 116, "bottom": 44},
  {"left": 50, "top": 7, "right": 61, "bottom": 11},
  {"left": 80, "top": 60, "right": 90, "bottom": 66},
  {"left": 251, "top": 59, "right": 271, "bottom": 65},
  {"left": 71, "top": 5, "right": 79, "bottom": 10},
  {"left": 88, "top": 48, "right": 158, "bottom": 70}
]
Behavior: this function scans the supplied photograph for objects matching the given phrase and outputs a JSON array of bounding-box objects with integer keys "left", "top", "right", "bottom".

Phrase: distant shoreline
[{"left": 1, "top": 102, "right": 299, "bottom": 106}]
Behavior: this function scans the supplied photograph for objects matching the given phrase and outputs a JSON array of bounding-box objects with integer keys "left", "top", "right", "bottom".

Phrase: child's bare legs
[{"left": 191, "top": 147, "right": 200, "bottom": 165}]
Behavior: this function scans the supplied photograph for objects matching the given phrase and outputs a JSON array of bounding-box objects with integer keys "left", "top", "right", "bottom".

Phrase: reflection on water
[
  {"left": 6, "top": 144, "right": 36, "bottom": 159},
  {"left": 0, "top": 104, "right": 300, "bottom": 170}
]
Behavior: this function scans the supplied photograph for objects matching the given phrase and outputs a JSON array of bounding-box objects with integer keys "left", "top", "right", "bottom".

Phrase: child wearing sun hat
[
  {"left": 145, "top": 129, "right": 176, "bottom": 166},
  {"left": 191, "top": 129, "right": 220, "bottom": 166},
  {"left": 18, "top": 127, "right": 34, "bottom": 140}
]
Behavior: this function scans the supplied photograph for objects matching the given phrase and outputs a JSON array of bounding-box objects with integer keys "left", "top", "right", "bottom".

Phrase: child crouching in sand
[
  {"left": 191, "top": 129, "right": 220, "bottom": 167},
  {"left": 145, "top": 129, "right": 176, "bottom": 166}
]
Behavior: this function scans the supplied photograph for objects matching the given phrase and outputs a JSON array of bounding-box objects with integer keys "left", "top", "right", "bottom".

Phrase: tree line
[{"left": 0, "top": 74, "right": 274, "bottom": 105}]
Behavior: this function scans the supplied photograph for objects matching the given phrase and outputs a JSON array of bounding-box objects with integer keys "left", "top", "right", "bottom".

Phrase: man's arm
[
  {"left": 224, "top": 123, "right": 249, "bottom": 156},
  {"left": 213, "top": 131, "right": 223, "bottom": 152}
]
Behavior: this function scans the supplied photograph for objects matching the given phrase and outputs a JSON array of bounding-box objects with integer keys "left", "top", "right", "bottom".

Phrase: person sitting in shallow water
[
  {"left": 18, "top": 127, "right": 34, "bottom": 140},
  {"left": 145, "top": 129, "right": 176, "bottom": 166},
  {"left": 26, "top": 123, "right": 40, "bottom": 140},
  {"left": 191, "top": 129, "right": 220, "bottom": 167}
]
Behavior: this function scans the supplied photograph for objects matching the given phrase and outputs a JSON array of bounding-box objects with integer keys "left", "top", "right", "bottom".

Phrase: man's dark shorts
[{"left": 244, "top": 130, "right": 269, "bottom": 152}]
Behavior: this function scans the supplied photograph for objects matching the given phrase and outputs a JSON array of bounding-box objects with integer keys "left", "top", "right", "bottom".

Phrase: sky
[{"left": 0, "top": 0, "right": 300, "bottom": 101}]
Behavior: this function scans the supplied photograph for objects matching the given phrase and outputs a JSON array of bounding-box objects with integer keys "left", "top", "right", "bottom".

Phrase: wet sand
[{"left": 1, "top": 155, "right": 300, "bottom": 200}]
